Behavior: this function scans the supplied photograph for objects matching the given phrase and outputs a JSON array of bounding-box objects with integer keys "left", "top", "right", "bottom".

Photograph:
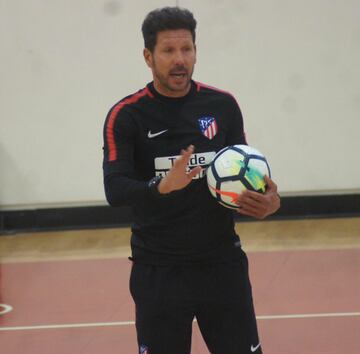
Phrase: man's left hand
[{"left": 236, "top": 176, "right": 280, "bottom": 219}]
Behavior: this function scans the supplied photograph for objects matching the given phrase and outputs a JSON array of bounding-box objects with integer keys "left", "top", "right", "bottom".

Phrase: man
[{"left": 103, "top": 7, "right": 280, "bottom": 354}]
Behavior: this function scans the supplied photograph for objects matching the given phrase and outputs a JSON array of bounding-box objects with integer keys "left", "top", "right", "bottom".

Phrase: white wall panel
[{"left": 0, "top": 0, "right": 359, "bottom": 208}]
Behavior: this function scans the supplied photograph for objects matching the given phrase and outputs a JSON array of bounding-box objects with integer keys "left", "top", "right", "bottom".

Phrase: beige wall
[{"left": 1, "top": 0, "right": 359, "bottom": 209}]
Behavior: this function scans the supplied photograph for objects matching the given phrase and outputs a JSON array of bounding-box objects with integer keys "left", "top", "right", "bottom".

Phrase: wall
[{"left": 1, "top": 0, "right": 359, "bottom": 209}]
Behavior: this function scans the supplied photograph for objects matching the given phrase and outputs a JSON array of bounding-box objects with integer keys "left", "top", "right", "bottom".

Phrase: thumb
[{"left": 264, "top": 175, "right": 277, "bottom": 191}]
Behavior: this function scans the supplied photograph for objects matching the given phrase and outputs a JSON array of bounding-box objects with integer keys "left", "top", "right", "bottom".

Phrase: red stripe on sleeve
[
  {"left": 195, "top": 81, "right": 236, "bottom": 100},
  {"left": 106, "top": 87, "right": 152, "bottom": 162}
]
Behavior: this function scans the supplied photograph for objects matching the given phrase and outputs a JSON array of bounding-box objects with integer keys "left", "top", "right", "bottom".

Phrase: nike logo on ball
[
  {"left": 251, "top": 343, "right": 261, "bottom": 352},
  {"left": 148, "top": 129, "right": 168, "bottom": 138}
]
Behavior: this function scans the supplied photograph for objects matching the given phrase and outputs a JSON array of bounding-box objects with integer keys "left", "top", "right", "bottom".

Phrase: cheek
[
  {"left": 186, "top": 53, "right": 196, "bottom": 65},
  {"left": 157, "top": 61, "right": 174, "bottom": 75}
]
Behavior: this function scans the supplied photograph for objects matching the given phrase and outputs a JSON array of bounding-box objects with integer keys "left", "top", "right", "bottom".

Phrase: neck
[{"left": 153, "top": 80, "right": 192, "bottom": 98}]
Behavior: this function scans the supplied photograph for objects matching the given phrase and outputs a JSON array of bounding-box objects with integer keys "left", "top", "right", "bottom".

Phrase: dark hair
[{"left": 142, "top": 7, "right": 197, "bottom": 52}]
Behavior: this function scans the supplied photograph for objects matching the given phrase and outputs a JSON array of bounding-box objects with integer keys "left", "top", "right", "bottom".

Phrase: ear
[
  {"left": 194, "top": 44, "right": 197, "bottom": 64},
  {"left": 143, "top": 48, "right": 153, "bottom": 68}
]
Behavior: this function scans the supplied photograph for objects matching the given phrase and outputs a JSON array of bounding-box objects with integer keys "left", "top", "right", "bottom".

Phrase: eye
[{"left": 183, "top": 46, "right": 194, "bottom": 53}]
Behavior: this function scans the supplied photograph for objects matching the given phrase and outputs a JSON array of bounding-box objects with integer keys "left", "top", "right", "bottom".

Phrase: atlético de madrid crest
[{"left": 198, "top": 117, "right": 218, "bottom": 140}]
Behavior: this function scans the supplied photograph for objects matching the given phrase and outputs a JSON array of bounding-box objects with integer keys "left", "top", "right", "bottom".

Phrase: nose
[{"left": 173, "top": 50, "right": 185, "bottom": 66}]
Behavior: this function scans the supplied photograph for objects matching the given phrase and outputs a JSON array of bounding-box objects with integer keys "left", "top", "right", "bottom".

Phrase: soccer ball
[{"left": 206, "top": 145, "right": 271, "bottom": 209}]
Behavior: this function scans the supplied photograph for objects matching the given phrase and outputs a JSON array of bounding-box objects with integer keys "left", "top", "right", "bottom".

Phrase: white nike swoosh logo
[
  {"left": 147, "top": 129, "right": 168, "bottom": 138},
  {"left": 251, "top": 343, "right": 261, "bottom": 352}
]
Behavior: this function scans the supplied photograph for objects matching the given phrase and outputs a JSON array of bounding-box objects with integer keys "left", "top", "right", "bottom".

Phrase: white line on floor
[
  {"left": 257, "top": 312, "right": 360, "bottom": 320},
  {"left": 1, "top": 312, "right": 359, "bottom": 332}
]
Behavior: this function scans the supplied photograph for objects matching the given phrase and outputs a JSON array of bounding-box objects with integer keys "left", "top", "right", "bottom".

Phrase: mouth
[
  {"left": 169, "top": 70, "right": 187, "bottom": 79},
  {"left": 170, "top": 73, "right": 186, "bottom": 79}
]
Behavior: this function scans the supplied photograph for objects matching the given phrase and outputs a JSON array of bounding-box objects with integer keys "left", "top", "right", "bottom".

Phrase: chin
[{"left": 170, "top": 80, "right": 190, "bottom": 91}]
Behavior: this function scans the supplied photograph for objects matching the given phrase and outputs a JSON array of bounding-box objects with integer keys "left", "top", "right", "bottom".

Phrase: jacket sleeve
[
  {"left": 102, "top": 105, "right": 154, "bottom": 207},
  {"left": 225, "top": 96, "right": 247, "bottom": 146}
]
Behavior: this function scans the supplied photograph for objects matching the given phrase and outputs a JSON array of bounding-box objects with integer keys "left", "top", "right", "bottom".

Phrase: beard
[{"left": 152, "top": 63, "right": 195, "bottom": 96}]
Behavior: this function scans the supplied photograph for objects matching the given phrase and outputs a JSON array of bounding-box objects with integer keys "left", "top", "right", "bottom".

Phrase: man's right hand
[{"left": 158, "top": 145, "right": 202, "bottom": 194}]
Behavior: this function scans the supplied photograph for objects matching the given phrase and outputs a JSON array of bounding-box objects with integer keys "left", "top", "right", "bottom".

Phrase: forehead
[{"left": 155, "top": 29, "right": 194, "bottom": 46}]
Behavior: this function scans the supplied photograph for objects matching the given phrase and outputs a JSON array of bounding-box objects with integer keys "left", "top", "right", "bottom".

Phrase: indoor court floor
[{"left": 0, "top": 217, "right": 359, "bottom": 354}]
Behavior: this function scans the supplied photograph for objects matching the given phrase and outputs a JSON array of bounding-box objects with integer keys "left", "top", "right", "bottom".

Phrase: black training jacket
[{"left": 103, "top": 80, "right": 247, "bottom": 265}]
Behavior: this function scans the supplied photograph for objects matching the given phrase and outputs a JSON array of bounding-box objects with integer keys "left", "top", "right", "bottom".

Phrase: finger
[
  {"left": 181, "top": 144, "right": 194, "bottom": 156},
  {"left": 239, "top": 200, "right": 266, "bottom": 214},
  {"left": 176, "top": 145, "right": 195, "bottom": 167},
  {"left": 237, "top": 208, "right": 256, "bottom": 217},
  {"left": 239, "top": 199, "right": 264, "bottom": 211},
  {"left": 264, "top": 176, "right": 277, "bottom": 192},
  {"left": 238, "top": 202, "right": 267, "bottom": 219},
  {"left": 174, "top": 151, "right": 192, "bottom": 170},
  {"left": 241, "top": 190, "right": 266, "bottom": 203},
  {"left": 186, "top": 144, "right": 195, "bottom": 153},
  {"left": 188, "top": 166, "right": 202, "bottom": 179},
  {"left": 236, "top": 206, "right": 262, "bottom": 219},
  {"left": 238, "top": 192, "right": 269, "bottom": 210}
]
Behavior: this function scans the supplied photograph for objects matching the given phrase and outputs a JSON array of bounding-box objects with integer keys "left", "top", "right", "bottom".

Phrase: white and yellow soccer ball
[{"left": 206, "top": 145, "right": 271, "bottom": 209}]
